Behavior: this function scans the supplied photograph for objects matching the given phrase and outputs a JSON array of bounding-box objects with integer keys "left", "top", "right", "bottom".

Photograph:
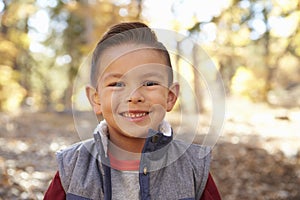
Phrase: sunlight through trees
[{"left": 0, "top": 0, "right": 299, "bottom": 112}]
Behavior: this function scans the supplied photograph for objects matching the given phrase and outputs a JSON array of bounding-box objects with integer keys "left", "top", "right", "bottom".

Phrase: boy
[{"left": 44, "top": 22, "right": 221, "bottom": 200}]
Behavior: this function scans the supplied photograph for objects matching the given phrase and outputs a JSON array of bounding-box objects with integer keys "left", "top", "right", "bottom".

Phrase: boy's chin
[
  {"left": 116, "top": 121, "right": 160, "bottom": 138},
  {"left": 120, "top": 127, "right": 153, "bottom": 139}
]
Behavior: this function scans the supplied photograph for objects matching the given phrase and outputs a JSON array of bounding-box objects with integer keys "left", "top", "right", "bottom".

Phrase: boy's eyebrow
[
  {"left": 141, "top": 72, "right": 165, "bottom": 79},
  {"left": 102, "top": 73, "right": 123, "bottom": 81}
]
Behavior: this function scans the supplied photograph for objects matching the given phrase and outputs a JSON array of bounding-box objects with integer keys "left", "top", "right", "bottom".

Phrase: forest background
[{"left": 0, "top": 0, "right": 300, "bottom": 199}]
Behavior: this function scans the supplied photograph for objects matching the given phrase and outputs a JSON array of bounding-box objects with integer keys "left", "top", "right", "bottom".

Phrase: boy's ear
[
  {"left": 86, "top": 86, "right": 102, "bottom": 115},
  {"left": 166, "top": 82, "right": 180, "bottom": 112}
]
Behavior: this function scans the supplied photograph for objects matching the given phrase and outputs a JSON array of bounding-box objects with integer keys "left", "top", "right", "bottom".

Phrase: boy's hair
[{"left": 90, "top": 22, "right": 173, "bottom": 87}]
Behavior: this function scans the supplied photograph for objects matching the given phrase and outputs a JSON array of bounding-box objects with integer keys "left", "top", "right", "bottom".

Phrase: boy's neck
[{"left": 108, "top": 132, "right": 146, "bottom": 160}]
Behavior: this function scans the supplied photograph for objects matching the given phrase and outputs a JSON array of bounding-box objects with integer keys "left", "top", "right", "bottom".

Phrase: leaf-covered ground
[{"left": 0, "top": 98, "right": 299, "bottom": 200}]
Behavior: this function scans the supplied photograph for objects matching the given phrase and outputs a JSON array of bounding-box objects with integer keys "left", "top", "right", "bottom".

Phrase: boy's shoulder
[
  {"left": 171, "top": 139, "right": 212, "bottom": 160},
  {"left": 56, "top": 138, "right": 100, "bottom": 168},
  {"left": 55, "top": 138, "right": 211, "bottom": 161},
  {"left": 55, "top": 138, "right": 211, "bottom": 164},
  {"left": 55, "top": 138, "right": 99, "bottom": 192},
  {"left": 56, "top": 138, "right": 96, "bottom": 158}
]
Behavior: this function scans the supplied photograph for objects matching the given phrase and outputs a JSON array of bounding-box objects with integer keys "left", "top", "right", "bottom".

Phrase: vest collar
[{"left": 93, "top": 120, "right": 173, "bottom": 157}]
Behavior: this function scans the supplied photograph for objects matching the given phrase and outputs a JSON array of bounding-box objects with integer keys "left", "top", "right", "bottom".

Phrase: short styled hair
[{"left": 90, "top": 22, "right": 173, "bottom": 87}]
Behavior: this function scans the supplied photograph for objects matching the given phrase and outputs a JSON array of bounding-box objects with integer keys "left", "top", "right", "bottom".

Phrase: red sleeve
[
  {"left": 200, "top": 173, "right": 221, "bottom": 200},
  {"left": 44, "top": 171, "right": 66, "bottom": 200}
]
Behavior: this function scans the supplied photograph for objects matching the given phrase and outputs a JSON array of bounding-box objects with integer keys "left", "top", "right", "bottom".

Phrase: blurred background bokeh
[{"left": 0, "top": 0, "right": 299, "bottom": 199}]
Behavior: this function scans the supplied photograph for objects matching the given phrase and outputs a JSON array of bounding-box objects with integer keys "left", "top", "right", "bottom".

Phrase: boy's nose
[{"left": 127, "top": 89, "right": 145, "bottom": 103}]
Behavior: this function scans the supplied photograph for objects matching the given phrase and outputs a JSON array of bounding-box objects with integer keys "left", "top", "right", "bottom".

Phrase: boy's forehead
[
  {"left": 98, "top": 44, "right": 169, "bottom": 77},
  {"left": 99, "top": 44, "right": 139, "bottom": 67},
  {"left": 100, "top": 44, "right": 163, "bottom": 66}
]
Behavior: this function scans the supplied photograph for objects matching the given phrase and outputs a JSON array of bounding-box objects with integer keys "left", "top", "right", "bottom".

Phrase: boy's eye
[
  {"left": 108, "top": 82, "right": 125, "bottom": 87},
  {"left": 143, "top": 81, "right": 159, "bottom": 87}
]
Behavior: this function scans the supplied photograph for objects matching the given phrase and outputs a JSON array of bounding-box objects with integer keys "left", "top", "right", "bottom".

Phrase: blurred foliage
[
  {"left": 0, "top": 66, "right": 26, "bottom": 111},
  {"left": 0, "top": 0, "right": 299, "bottom": 112},
  {"left": 231, "top": 66, "right": 266, "bottom": 100},
  {"left": 0, "top": 0, "right": 35, "bottom": 112},
  {"left": 0, "top": 0, "right": 142, "bottom": 112},
  {"left": 192, "top": 0, "right": 300, "bottom": 103}
]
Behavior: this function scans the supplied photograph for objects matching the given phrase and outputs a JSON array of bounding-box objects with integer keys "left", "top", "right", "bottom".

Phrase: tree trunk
[{"left": 192, "top": 44, "right": 205, "bottom": 113}]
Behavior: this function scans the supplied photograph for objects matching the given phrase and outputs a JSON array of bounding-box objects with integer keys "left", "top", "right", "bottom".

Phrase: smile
[{"left": 120, "top": 112, "right": 149, "bottom": 119}]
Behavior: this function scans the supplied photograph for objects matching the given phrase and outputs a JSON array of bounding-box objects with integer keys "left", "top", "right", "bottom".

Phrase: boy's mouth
[{"left": 120, "top": 111, "right": 149, "bottom": 119}]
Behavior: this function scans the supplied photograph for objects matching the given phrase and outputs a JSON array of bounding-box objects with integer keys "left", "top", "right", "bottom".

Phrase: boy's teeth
[{"left": 123, "top": 112, "right": 147, "bottom": 118}]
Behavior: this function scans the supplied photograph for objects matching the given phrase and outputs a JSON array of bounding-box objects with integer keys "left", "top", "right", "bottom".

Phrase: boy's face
[{"left": 88, "top": 46, "right": 179, "bottom": 138}]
